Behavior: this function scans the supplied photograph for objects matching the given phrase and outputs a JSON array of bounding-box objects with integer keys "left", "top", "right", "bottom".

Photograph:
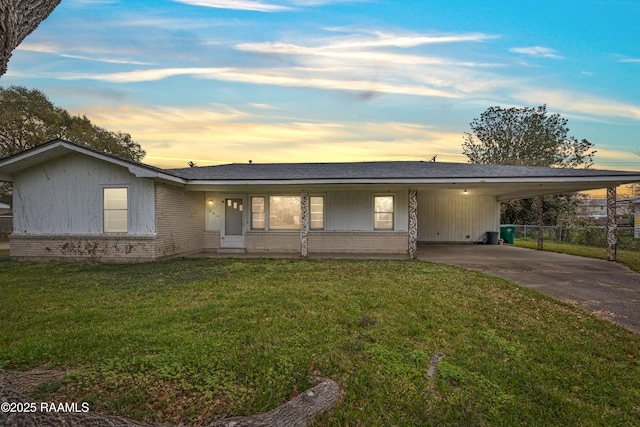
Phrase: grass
[
  {"left": 514, "top": 238, "right": 640, "bottom": 273},
  {"left": 1, "top": 257, "right": 639, "bottom": 426}
]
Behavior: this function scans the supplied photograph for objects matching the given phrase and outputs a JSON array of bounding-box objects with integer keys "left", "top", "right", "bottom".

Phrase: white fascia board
[
  {"left": 0, "top": 140, "right": 186, "bottom": 184},
  {"left": 125, "top": 165, "right": 185, "bottom": 184},
  {"left": 155, "top": 173, "right": 187, "bottom": 184},
  {"left": 0, "top": 142, "right": 63, "bottom": 169},
  {"left": 68, "top": 147, "right": 186, "bottom": 183},
  {"left": 184, "top": 175, "right": 640, "bottom": 187},
  {"left": 126, "top": 164, "right": 160, "bottom": 178}
]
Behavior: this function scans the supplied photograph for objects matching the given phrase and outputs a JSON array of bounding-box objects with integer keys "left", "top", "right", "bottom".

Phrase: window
[
  {"left": 251, "top": 197, "right": 265, "bottom": 229},
  {"left": 310, "top": 196, "right": 324, "bottom": 230},
  {"left": 104, "top": 188, "right": 128, "bottom": 233},
  {"left": 374, "top": 195, "right": 394, "bottom": 230},
  {"left": 269, "top": 196, "right": 300, "bottom": 229}
]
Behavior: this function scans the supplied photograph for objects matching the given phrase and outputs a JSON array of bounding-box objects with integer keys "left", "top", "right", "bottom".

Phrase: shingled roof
[
  {"left": 1, "top": 140, "right": 639, "bottom": 195},
  {"left": 166, "top": 161, "right": 639, "bottom": 181}
]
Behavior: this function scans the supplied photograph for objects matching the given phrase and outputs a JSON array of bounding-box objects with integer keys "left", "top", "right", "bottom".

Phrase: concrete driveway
[{"left": 418, "top": 244, "right": 640, "bottom": 334}]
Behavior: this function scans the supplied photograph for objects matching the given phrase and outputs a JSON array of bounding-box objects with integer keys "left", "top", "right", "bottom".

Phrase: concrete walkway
[{"left": 418, "top": 244, "right": 640, "bottom": 334}]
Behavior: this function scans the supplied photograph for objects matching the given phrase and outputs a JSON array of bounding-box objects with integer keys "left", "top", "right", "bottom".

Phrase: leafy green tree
[
  {"left": 462, "top": 105, "right": 596, "bottom": 226},
  {"left": 0, "top": 85, "right": 145, "bottom": 161},
  {"left": 500, "top": 194, "right": 587, "bottom": 225},
  {"left": 463, "top": 105, "right": 595, "bottom": 168},
  {"left": 0, "top": 86, "right": 145, "bottom": 206}
]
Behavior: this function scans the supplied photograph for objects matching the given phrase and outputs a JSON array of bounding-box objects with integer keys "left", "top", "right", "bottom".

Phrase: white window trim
[
  {"left": 251, "top": 195, "right": 266, "bottom": 230},
  {"left": 252, "top": 194, "right": 317, "bottom": 232},
  {"left": 373, "top": 194, "right": 395, "bottom": 231},
  {"left": 268, "top": 195, "right": 302, "bottom": 231},
  {"left": 103, "top": 186, "right": 129, "bottom": 234},
  {"left": 309, "top": 195, "right": 325, "bottom": 231}
]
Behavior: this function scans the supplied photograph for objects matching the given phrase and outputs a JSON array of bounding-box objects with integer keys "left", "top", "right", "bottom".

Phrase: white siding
[
  {"left": 418, "top": 193, "right": 499, "bottom": 242},
  {"left": 325, "top": 190, "right": 408, "bottom": 231},
  {"left": 204, "top": 189, "right": 409, "bottom": 233},
  {"left": 204, "top": 192, "right": 223, "bottom": 231},
  {"left": 13, "top": 153, "right": 155, "bottom": 235}
]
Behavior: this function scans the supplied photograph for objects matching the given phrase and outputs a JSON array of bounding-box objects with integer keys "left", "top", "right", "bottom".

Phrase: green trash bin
[{"left": 500, "top": 225, "right": 515, "bottom": 244}]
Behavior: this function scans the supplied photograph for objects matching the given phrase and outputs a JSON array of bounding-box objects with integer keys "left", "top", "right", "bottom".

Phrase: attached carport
[
  {"left": 411, "top": 165, "right": 640, "bottom": 256},
  {"left": 419, "top": 244, "right": 640, "bottom": 334}
]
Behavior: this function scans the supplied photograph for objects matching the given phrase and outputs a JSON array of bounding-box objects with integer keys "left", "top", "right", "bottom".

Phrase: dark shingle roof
[
  {"left": 166, "top": 161, "right": 638, "bottom": 181},
  {"left": 3, "top": 140, "right": 637, "bottom": 184}
]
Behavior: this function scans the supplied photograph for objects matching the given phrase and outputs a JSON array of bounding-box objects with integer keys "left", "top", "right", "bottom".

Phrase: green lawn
[
  {"left": 1, "top": 257, "right": 639, "bottom": 426},
  {"left": 514, "top": 238, "right": 640, "bottom": 273}
]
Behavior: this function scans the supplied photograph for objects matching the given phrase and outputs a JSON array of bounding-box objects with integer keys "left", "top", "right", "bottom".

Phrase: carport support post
[
  {"left": 536, "top": 195, "right": 544, "bottom": 250},
  {"left": 300, "top": 191, "right": 309, "bottom": 258},
  {"left": 607, "top": 186, "right": 617, "bottom": 262},
  {"left": 408, "top": 189, "right": 418, "bottom": 259}
]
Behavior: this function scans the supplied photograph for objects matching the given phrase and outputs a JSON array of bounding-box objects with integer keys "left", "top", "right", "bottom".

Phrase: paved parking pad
[{"left": 418, "top": 244, "right": 640, "bottom": 334}]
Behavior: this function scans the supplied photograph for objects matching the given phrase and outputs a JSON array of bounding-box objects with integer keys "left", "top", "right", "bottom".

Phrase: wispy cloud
[
  {"left": 620, "top": 58, "right": 640, "bottom": 63},
  {"left": 513, "top": 88, "right": 640, "bottom": 121},
  {"left": 322, "top": 31, "right": 496, "bottom": 49},
  {"left": 67, "top": 0, "right": 118, "bottom": 4},
  {"left": 26, "top": 28, "right": 514, "bottom": 102},
  {"left": 17, "top": 43, "right": 153, "bottom": 65},
  {"left": 509, "top": 46, "right": 564, "bottom": 59},
  {"left": 171, "top": 0, "right": 365, "bottom": 12},
  {"left": 60, "top": 66, "right": 465, "bottom": 99},
  {"left": 235, "top": 41, "right": 503, "bottom": 67},
  {"left": 78, "top": 104, "right": 465, "bottom": 167},
  {"left": 289, "top": 0, "right": 368, "bottom": 5},
  {"left": 171, "top": 0, "right": 290, "bottom": 12}
]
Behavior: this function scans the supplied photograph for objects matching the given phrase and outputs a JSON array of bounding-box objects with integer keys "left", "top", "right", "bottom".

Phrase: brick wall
[
  {"left": 154, "top": 183, "right": 205, "bottom": 258},
  {"left": 10, "top": 234, "right": 157, "bottom": 263},
  {"left": 309, "top": 231, "right": 408, "bottom": 254},
  {"left": 203, "top": 231, "right": 220, "bottom": 250},
  {"left": 244, "top": 230, "right": 409, "bottom": 254},
  {"left": 246, "top": 231, "right": 300, "bottom": 253}
]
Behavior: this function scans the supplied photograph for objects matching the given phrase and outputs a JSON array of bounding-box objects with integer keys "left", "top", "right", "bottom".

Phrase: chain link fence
[{"left": 508, "top": 225, "right": 640, "bottom": 251}]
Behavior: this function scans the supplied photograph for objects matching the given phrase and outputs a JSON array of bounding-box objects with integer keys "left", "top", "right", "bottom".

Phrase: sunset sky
[{"left": 2, "top": 0, "right": 640, "bottom": 181}]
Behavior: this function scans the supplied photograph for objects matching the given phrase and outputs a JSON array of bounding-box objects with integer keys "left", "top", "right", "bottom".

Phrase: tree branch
[{"left": 0, "top": 0, "right": 62, "bottom": 76}]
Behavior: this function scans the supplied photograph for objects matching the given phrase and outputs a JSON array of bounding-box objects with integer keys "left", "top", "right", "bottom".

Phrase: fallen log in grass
[{"left": 0, "top": 369, "right": 340, "bottom": 427}]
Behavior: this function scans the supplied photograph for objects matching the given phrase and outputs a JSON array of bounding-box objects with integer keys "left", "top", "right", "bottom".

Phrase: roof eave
[
  {"left": 184, "top": 175, "right": 640, "bottom": 187},
  {"left": 0, "top": 139, "right": 186, "bottom": 184}
]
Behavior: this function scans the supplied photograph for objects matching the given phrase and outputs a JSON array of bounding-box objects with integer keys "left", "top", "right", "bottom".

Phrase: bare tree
[{"left": 1, "top": 0, "right": 62, "bottom": 76}]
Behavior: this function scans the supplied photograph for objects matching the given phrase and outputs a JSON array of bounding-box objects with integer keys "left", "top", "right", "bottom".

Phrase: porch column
[
  {"left": 300, "top": 190, "right": 309, "bottom": 258},
  {"left": 607, "top": 186, "right": 617, "bottom": 261},
  {"left": 408, "top": 189, "right": 418, "bottom": 259}
]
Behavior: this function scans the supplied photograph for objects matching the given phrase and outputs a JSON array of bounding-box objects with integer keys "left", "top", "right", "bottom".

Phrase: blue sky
[{"left": 3, "top": 0, "right": 640, "bottom": 177}]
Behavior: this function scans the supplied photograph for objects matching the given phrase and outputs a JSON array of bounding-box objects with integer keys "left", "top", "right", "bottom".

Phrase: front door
[{"left": 221, "top": 198, "right": 245, "bottom": 248}]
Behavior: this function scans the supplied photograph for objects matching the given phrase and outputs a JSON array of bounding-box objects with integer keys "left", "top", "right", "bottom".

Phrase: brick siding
[
  {"left": 246, "top": 231, "right": 300, "bottom": 253},
  {"left": 203, "top": 231, "right": 221, "bottom": 250},
  {"left": 9, "top": 234, "right": 157, "bottom": 263},
  {"left": 154, "top": 183, "right": 205, "bottom": 258},
  {"left": 243, "top": 230, "right": 408, "bottom": 254},
  {"left": 308, "top": 231, "right": 408, "bottom": 254}
]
